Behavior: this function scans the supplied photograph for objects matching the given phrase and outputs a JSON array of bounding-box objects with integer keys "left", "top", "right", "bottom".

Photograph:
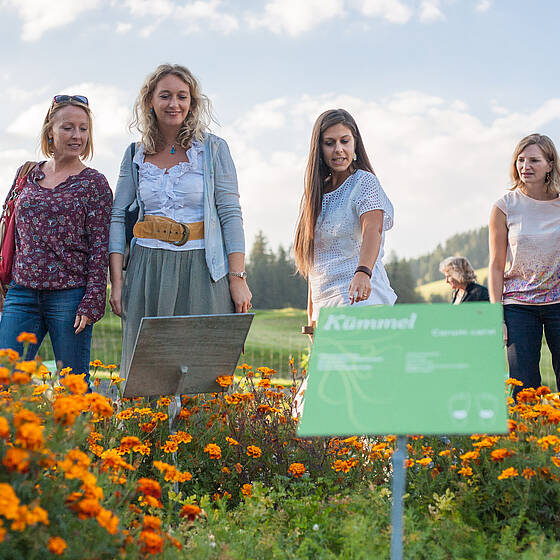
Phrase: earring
[
  {"left": 546, "top": 171, "right": 551, "bottom": 183},
  {"left": 150, "top": 108, "right": 155, "bottom": 116},
  {"left": 353, "top": 153, "right": 357, "bottom": 161},
  {"left": 48, "top": 138, "right": 53, "bottom": 144}
]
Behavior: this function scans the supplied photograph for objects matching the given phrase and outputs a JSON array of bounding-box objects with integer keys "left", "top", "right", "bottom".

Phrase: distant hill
[{"left": 407, "top": 225, "right": 489, "bottom": 285}]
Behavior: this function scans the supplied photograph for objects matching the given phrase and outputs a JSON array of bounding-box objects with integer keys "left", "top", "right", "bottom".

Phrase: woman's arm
[
  {"left": 488, "top": 205, "right": 508, "bottom": 303},
  {"left": 228, "top": 252, "right": 252, "bottom": 313},
  {"left": 109, "top": 253, "right": 124, "bottom": 316},
  {"left": 306, "top": 282, "right": 315, "bottom": 343},
  {"left": 348, "top": 209, "right": 384, "bottom": 304}
]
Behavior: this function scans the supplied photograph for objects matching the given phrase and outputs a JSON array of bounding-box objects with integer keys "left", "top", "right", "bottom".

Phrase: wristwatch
[{"left": 229, "top": 271, "right": 248, "bottom": 279}]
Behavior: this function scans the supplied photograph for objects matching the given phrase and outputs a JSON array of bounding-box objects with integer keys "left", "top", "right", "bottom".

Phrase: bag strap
[
  {"left": 2, "top": 161, "right": 36, "bottom": 214},
  {"left": 17, "top": 161, "right": 36, "bottom": 180}
]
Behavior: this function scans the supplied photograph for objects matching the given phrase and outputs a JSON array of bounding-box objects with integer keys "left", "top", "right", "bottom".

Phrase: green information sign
[{"left": 297, "top": 303, "right": 509, "bottom": 437}]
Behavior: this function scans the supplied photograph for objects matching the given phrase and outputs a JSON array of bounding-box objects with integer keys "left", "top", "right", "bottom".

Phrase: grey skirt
[{"left": 121, "top": 245, "right": 233, "bottom": 378}]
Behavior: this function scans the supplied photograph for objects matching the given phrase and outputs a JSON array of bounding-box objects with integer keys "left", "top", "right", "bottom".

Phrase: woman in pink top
[{"left": 489, "top": 134, "right": 560, "bottom": 394}]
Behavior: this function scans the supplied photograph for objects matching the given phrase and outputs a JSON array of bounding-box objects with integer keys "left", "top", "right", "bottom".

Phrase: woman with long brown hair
[{"left": 294, "top": 109, "right": 396, "bottom": 336}]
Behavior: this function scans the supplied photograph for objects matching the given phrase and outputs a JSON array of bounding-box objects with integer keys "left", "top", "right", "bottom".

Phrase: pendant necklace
[{"left": 170, "top": 144, "right": 176, "bottom": 154}]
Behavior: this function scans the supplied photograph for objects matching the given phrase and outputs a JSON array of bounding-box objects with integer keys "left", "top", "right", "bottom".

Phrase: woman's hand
[
  {"left": 74, "top": 314, "right": 93, "bottom": 334},
  {"left": 109, "top": 281, "right": 123, "bottom": 317},
  {"left": 348, "top": 271, "right": 372, "bottom": 304},
  {"left": 229, "top": 277, "right": 252, "bottom": 313}
]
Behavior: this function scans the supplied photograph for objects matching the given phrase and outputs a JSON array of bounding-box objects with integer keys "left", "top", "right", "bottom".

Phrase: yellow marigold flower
[
  {"left": 498, "top": 467, "right": 519, "bottom": 480},
  {"left": 15, "top": 361, "right": 37, "bottom": 374},
  {"left": 0, "top": 416, "right": 9, "bottom": 439},
  {"left": 162, "top": 440, "right": 179, "bottom": 453},
  {"left": 459, "top": 450, "right": 480, "bottom": 463},
  {"left": 490, "top": 448, "right": 514, "bottom": 462},
  {"left": 110, "top": 375, "right": 124, "bottom": 386},
  {"left": 16, "top": 332, "right": 37, "bottom": 344},
  {"left": 538, "top": 435, "right": 560, "bottom": 451},
  {"left": 226, "top": 436, "right": 239, "bottom": 446},
  {"left": 458, "top": 466, "right": 473, "bottom": 477},
  {"left": 246, "top": 445, "right": 262, "bottom": 458},
  {"left": 117, "top": 409, "right": 134, "bottom": 420},
  {"left": 216, "top": 375, "right": 234, "bottom": 387},
  {"left": 2, "top": 448, "right": 30, "bottom": 473},
  {"left": 288, "top": 462, "right": 306, "bottom": 478},
  {"left": 506, "top": 378, "right": 523, "bottom": 387},
  {"left": 241, "top": 483, "right": 252, "bottom": 497},
  {"left": 204, "top": 443, "right": 222, "bottom": 459},
  {"left": 139, "top": 530, "right": 164, "bottom": 554},
  {"left": 332, "top": 459, "right": 352, "bottom": 473},
  {"left": 179, "top": 503, "right": 202, "bottom": 521},
  {"left": 48, "top": 536, "right": 67, "bottom": 555},
  {"left": 90, "top": 360, "right": 104, "bottom": 368},
  {"left": 32, "top": 384, "right": 48, "bottom": 396},
  {"left": 97, "top": 508, "right": 119, "bottom": 535},
  {"left": 156, "top": 396, "right": 171, "bottom": 407},
  {"left": 552, "top": 456, "right": 560, "bottom": 468},
  {"left": 417, "top": 457, "right": 432, "bottom": 467},
  {"left": 256, "top": 367, "right": 276, "bottom": 377},
  {"left": 522, "top": 468, "right": 536, "bottom": 479},
  {"left": 60, "top": 374, "right": 88, "bottom": 395},
  {"left": 473, "top": 437, "right": 499, "bottom": 449},
  {"left": 438, "top": 450, "right": 451, "bottom": 457},
  {"left": 170, "top": 431, "right": 192, "bottom": 444}
]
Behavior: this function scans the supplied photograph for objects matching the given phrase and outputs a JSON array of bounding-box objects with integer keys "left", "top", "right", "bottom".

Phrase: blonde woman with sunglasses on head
[
  {"left": 0, "top": 95, "right": 113, "bottom": 388},
  {"left": 109, "top": 64, "right": 251, "bottom": 380}
]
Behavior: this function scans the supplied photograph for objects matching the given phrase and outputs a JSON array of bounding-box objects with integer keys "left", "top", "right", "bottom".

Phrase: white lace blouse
[
  {"left": 310, "top": 170, "right": 396, "bottom": 320},
  {"left": 134, "top": 140, "right": 205, "bottom": 251}
]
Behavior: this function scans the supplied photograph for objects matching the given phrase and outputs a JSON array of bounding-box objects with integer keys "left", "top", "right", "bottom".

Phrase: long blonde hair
[
  {"left": 130, "top": 64, "right": 213, "bottom": 155},
  {"left": 510, "top": 133, "right": 560, "bottom": 194},
  {"left": 293, "top": 109, "right": 374, "bottom": 276}
]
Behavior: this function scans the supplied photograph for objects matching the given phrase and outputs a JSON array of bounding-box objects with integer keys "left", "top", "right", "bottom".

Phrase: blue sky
[{"left": 1, "top": 0, "right": 559, "bottom": 259}]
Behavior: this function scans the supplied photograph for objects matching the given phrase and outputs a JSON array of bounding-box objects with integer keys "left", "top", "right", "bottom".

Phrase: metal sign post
[{"left": 391, "top": 436, "right": 408, "bottom": 560}]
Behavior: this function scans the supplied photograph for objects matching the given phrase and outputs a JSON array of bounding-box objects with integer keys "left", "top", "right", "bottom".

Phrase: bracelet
[
  {"left": 354, "top": 265, "right": 372, "bottom": 278},
  {"left": 301, "top": 325, "right": 314, "bottom": 335}
]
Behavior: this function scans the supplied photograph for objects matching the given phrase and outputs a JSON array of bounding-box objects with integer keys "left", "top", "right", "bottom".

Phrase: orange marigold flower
[
  {"left": 179, "top": 503, "right": 202, "bottom": 521},
  {"left": 221, "top": 466, "right": 231, "bottom": 474},
  {"left": 506, "top": 378, "right": 523, "bottom": 387},
  {"left": 257, "top": 379, "right": 271, "bottom": 389},
  {"left": 416, "top": 457, "right": 432, "bottom": 467},
  {"left": 16, "top": 332, "right": 37, "bottom": 345},
  {"left": 458, "top": 466, "right": 473, "bottom": 477},
  {"left": 226, "top": 436, "right": 239, "bottom": 446},
  {"left": 204, "top": 443, "right": 222, "bottom": 459},
  {"left": 237, "top": 363, "right": 252, "bottom": 371},
  {"left": 59, "top": 449, "right": 91, "bottom": 479},
  {"left": 0, "top": 367, "right": 10, "bottom": 385},
  {"left": 0, "top": 348, "right": 19, "bottom": 361},
  {"left": 60, "top": 373, "right": 88, "bottom": 395},
  {"left": 257, "top": 366, "right": 276, "bottom": 377},
  {"left": 15, "top": 422, "right": 44, "bottom": 451},
  {"left": 536, "top": 386, "right": 552, "bottom": 396},
  {"left": 246, "top": 445, "right": 262, "bottom": 458},
  {"left": 97, "top": 508, "right": 119, "bottom": 535},
  {"left": 85, "top": 393, "right": 113, "bottom": 418},
  {"left": 234, "top": 462, "right": 243, "bottom": 474},
  {"left": 156, "top": 396, "right": 171, "bottom": 407},
  {"left": 538, "top": 435, "right": 560, "bottom": 451},
  {"left": 2, "top": 448, "right": 30, "bottom": 473},
  {"left": 162, "top": 440, "right": 179, "bottom": 454},
  {"left": 332, "top": 459, "right": 352, "bottom": 473},
  {"left": 0, "top": 483, "right": 20, "bottom": 520},
  {"left": 48, "top": 536, "right": 67, "bottom": 555},
  {"left": 138, "top": 478, "right": 162, "bottom": 499},
  {"left": 0, "top": 416, "right": 10, "bottom": 439},
  {"left": 498, "top": 467, "right": 519, "bottom": 480},
  {"left": 119, "top": 436, "right": 142, "bottom": 451},
  {"left": 490, "top": 448, "right": 515, "bottom": 462},
  {"left": 11, "top": 371, "right": 31, "bottom": 385},
  {"left": 140, "top": 530, "right": 164, "bottom": 555},
  {"left": 551, "top": 456, "right": 560, "bottom": 468},
  {"left": 288, "top": 462, "right": 306, "bottom": 478},
  {"left": 143, "top": 515, "right": 161, "bottom": 531},
  {"left": 522, "top": 467, "right": 537, "bottom": 479},
  {"left": 170, "top": 431, "right": 192, "bottom": 444},
  {"left": 459, "top": 450, "right": 480, "bottom": 463},
  {"left": 15, "top": 360, "right": 37, "bottom": 374},
  {"left": 438, "top": 450, "right": 451, "bottom": 457},
  {"left": 216, "top": 375, "right": 234, "bottom": 387},
  {"left": 32, "top": 384, "right": 48, "bottom": 396},
  {"left": 53, "top": 395, "right": 87, "bottom": 426},
  {"left": 404, "top": 459, "right": 415, "bottom": 468},
  {"left": 241, "top": 484, "right": 252, "bottom": 497},
  {"left": 90, "top": 360, "right": 103, "bottom": 368}
]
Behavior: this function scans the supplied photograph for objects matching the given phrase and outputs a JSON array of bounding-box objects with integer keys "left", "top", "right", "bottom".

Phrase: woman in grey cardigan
[{"left": 108, "top": 64, "right": 251, "bottom": 378}]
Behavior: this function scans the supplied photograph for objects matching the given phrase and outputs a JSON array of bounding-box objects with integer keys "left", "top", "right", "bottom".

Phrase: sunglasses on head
[{"left": 53, "top": 95, "right": 89, "bottom": 106}]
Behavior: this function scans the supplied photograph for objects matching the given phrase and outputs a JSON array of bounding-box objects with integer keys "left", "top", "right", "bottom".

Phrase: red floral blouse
[{"left": 12, "top": 163, "right": 113, "bottom": 322}]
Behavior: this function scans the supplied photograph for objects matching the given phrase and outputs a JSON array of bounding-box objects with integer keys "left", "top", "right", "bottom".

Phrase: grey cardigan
[{"left": 108, "top": 133, "right": 245, "bottom": 281}]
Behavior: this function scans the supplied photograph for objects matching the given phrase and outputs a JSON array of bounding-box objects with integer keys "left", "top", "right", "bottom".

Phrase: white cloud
[
  {"left": 247, "top": 0, "right": 345, "bottom": 36},
  {"left": 419, "top": 0, "right": 445, "bottom": 23},
  {"left": 353, "top": 0, "right": 413, "bottom": 24},
  {"left": 475, "top": 0, "right": 491, "bottom": 12},
  {"left": 116, "top": 22, "right": 132, "bottom": 33},
  {"left": 2, "top": 0, "right": 101, "bottom": 41}
]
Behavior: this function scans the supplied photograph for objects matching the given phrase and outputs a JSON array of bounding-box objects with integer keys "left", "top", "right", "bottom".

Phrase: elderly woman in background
[
  {"left": 489, "top": 133, "right": 560, "bottom": 393},
  {"left": 439, "top": 256, "right": 489, "bottom": 304},
  {"left": 0, "top": 95, "right": 112, "bottom": 385},
  {"left": 109, "top": 64, "right": 251, "bottom": 380}
]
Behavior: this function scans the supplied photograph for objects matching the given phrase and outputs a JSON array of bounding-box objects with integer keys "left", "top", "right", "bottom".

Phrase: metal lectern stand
[{"left": 123, "top": 313, "right": 254, "bottom": 427}]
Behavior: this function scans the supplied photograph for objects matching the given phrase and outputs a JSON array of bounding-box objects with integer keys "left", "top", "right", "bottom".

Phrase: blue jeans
[
  {"left": 504, "top": 303, "right": 560, "bottom": 394},
  {"left": 0, "top": 283, "right": 93, "bottom": 383}
]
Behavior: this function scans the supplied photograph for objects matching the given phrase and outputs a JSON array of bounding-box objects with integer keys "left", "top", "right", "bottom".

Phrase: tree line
[{"left": 246, "top": 225, "right": 489, "bottom": 308}]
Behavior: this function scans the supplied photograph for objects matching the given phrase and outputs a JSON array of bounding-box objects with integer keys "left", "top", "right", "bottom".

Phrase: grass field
[{"left": 36, "top": 301, "right": 557, "bottom": 390}]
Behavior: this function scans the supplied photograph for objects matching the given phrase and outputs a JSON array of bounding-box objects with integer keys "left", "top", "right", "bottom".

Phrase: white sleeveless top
[
  {"left": 310, "top": 170, "right": 396, "bottom": 320},
  {"left": 494, "top": 189, "right": 560, "bottom": 304},
  {"left": 134, "top": 141, "right": 205, "bottom": 251}
]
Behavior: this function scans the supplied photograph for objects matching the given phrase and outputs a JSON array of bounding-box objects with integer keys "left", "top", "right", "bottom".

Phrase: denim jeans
[
  {"left": 0, "top": 283, "right": 93, "bottom": 383},
  {"left": 504, "top": 303, "right": 560, "bottom": 394}
]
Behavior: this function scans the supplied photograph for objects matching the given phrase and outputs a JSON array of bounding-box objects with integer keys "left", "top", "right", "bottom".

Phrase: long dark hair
[{"left": 293, "top": 109, "right": 375, "bottom": 276}]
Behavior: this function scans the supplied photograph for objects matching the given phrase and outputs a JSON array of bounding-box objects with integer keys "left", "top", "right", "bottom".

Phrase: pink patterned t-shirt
[
  {"left": 12, "top": 163, "right": 113, "bottom": 322},
  {"left": 494, "top": 189, "right": 560, "bottom": 304}
]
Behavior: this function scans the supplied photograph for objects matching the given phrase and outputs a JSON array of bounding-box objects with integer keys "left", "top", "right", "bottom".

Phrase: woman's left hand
[
  {"left": 74, "top": 314, "right": 93, "bottom": 334},
  {"left": 229, "top": 277, "right": 252, "bottom": 313},
  {"left": 348, "top": 272, "right": 371, "bottom": 304}
]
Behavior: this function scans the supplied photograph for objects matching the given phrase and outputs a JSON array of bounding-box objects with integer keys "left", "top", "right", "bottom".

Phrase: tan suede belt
[{"left": 133, "top": 215, "right": 204, "bottom": 246}]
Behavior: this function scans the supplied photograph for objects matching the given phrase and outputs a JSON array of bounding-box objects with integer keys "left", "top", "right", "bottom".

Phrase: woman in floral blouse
[{"left": 0, "top": 95, "right": 113, "bottom": 385}]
